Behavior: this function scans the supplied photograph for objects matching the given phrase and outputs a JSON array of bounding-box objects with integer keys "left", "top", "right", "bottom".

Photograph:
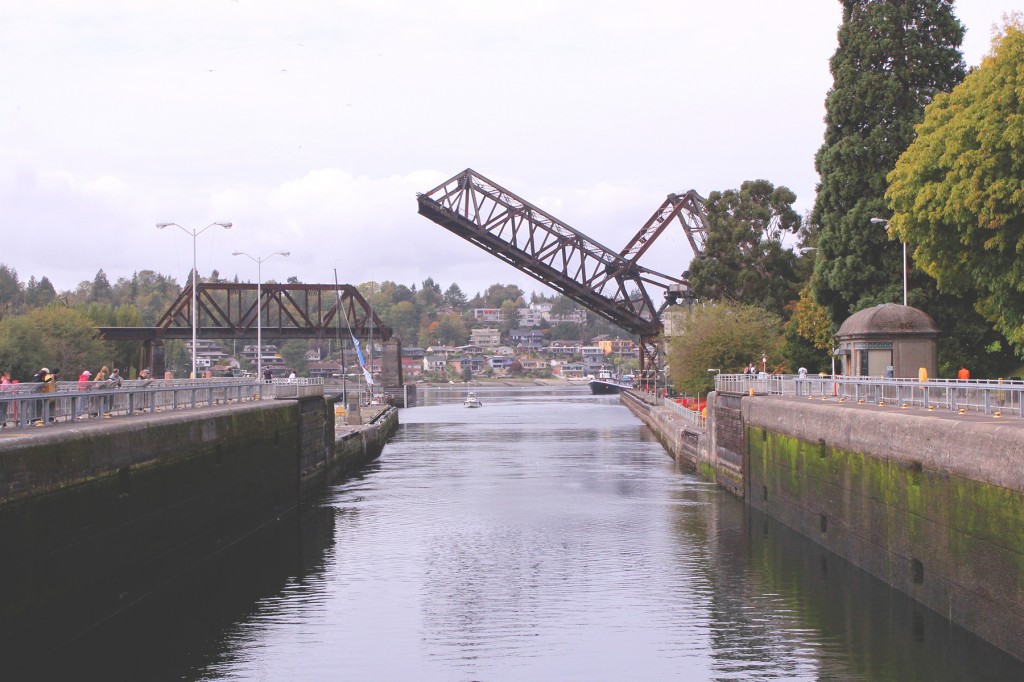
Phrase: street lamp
[
  {"left": 871, "top": 217, "right": 907, "bottom": 306},
  {"left": 232, "top": 250, "right": 290, "bottom": 381},
  {"left": 157, "top": 221, "right": 232, "bottom": 379}
]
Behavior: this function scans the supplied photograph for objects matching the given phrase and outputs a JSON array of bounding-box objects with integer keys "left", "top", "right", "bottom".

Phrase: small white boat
[{"left": 464, "top": 392, "right": 483, "bottom": 408}]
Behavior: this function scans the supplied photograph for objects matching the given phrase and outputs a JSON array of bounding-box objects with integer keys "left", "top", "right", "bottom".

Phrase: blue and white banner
[
  {"left": 352, "top": 335, "right": 374, "bottom": 384},
  {"left": 351, "top": 335, "right": 366, "bottom": 367}
]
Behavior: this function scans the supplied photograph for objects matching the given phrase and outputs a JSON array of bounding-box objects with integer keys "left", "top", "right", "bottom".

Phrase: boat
[
  {"left": 588, "top": 368, "right": 633, "bottom": 395},
  {"left": 464, "top": 392, "right": 483, "bottom": 408}
]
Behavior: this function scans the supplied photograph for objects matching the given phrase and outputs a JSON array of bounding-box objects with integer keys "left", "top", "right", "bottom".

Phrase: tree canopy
[
  {"left": 886, "top": 20, "right": 1024, "bottom": 353},
  {"left": 666, "top": 302, "right": 784, "bottom": 395},
  {"left": 689, "top": 179, "right": 802, "bottom": 317}
]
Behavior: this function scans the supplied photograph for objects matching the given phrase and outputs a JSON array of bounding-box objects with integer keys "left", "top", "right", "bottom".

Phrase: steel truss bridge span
[
  {"left": 98, "top": 283, "right": 390, "bottom": 342},
  {"left": 416, "top": 168, "right": 707, "bottom": 379}
]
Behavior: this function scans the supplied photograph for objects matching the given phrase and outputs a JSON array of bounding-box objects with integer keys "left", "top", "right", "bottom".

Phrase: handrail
[
  {"left": 0, "top": 378, "right": 325, "bottom": 430},
  {"left": 714, "top": 373, "right": 1023, "bottom": 419}
]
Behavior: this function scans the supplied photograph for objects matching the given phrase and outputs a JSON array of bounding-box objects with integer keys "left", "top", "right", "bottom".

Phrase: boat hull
[{"left": 588, "top": 379, "right": 626, "bottom": 395}]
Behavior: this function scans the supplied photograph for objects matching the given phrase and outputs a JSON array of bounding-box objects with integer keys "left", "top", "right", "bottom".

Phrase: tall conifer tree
[{"left": 811, "top": 0, "right": 965, "bottom": 321}]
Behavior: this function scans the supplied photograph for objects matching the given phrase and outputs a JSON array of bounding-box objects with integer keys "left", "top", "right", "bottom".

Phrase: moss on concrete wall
[{"left": 744, "top": 404, "right": 1024, "bottom": 661}]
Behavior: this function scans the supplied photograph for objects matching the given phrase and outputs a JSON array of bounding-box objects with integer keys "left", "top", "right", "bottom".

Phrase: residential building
[
  {"left": 450, "top": 355, "right": 486, "bottom": 375},
  {"left": 472, "top": 308, "right": 505, "bottom": 323},
  {"left": 551, "top": 361, "right": 586, "bottom": 378},
  {"left": 510, "top": 328, "right": 545, "bottom": 350},
  {"left": 401, "top": 357, "right": 423, "bottom": 377},
  {"left": 487, "top": 356, "right": 514, "bottom": 370},
  {"left": 308, "top": 361, "right": 342, "bottom": 378},
  {"left": 470, "top": 327, "right": 501, "bottom": 347},
  {"left": 517, "top": 307, "right": 545, "bottom": 327},
  {"left": 580, "top": 346, "right": 605, "bottom": 371},
  {"left": 543, "top": 342, "right": 580, "bottom": 357},
  {"left": 402, "top": 347, "right": 426, "bottom": 360},
  {"left": 518, "top": 358, "right": 548, "bottom": 372},
  {"left": 423, "top": 355, "right": 449, "bottom": 373},
  {"left": 596, "top": 337, "right": 638, "bottom": 357}
]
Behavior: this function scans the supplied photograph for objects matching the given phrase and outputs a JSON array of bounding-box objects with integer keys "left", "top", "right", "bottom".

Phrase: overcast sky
[{"left": 0, "top": 1, "right": 1012, "bottom": 300}]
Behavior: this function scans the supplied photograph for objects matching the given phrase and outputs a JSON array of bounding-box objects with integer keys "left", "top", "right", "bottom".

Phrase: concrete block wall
[
  {"left": 0, "top": 397, "right": 395, "bottom": 668},
  {"left": 743, "top": 398, "right": 1024, "bottom": 662}
]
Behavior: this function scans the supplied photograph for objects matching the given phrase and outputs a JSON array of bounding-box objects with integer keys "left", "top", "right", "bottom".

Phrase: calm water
[{"left": 25, "top": 386, "right": 1024, "bottom": 680}]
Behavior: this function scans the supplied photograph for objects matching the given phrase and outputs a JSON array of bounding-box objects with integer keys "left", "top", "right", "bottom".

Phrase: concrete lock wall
[
  {"left": 742, "top": 398, "right": 1024, "bottom": 661},
  {"left": 626, "top": 387, "right": 1024, "bottom": 662},
  {"left": 0, "top": 397, "right": 396, "bottom": 664}
]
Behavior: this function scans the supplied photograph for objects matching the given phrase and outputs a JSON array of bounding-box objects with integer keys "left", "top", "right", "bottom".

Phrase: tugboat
[{"left": 588, "top": 368, "right": 633, "bottom": 395}]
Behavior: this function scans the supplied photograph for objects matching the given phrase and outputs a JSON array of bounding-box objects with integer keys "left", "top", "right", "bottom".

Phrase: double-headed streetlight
[
  {"left": 156, "top": 221, "right": 233, "bottom": 379},
  {"left": 232, "top": 250, "right": 290, "bottom": 381},
  {"left": 871, "top": 217, "right": 907, "bottom": 306}
]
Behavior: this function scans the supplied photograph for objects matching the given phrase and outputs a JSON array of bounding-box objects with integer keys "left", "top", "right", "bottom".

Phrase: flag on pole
[
  {"left": 351, "top": 335, "right": 366, "bottom": 367},
  {"left": 352, "top": 335, "right": 374, "bottom": 384}
]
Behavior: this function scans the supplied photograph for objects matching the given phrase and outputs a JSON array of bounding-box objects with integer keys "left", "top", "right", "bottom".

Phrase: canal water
[{"left": 24, "top": 386, "right": 1024, "bottom": 680}]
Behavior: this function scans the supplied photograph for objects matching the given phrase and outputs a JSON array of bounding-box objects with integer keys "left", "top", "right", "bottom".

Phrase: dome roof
[{"left": 836, "top": 303, "right": 939, "bottom": 338}]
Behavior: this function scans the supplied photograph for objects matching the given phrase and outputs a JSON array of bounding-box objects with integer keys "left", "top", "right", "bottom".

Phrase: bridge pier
[{"left": 140, "top": 339, "right": 166, "bottom": 377}]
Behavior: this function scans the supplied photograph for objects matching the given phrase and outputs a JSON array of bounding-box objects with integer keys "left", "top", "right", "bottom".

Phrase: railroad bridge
[{"left": 96, "top": 282, "right": 404, "bottom": 395}]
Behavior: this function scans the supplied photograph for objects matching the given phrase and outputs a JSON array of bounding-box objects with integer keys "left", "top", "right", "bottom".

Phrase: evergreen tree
[
  {"left": 0, "top": 264, "right": 22, "bottom": 318},
  {"left": 90, "top": 269, "right": 112, "bottom": 303},
  {"left": 811, "top": 0, "right": 965, "bottom": 322},
  {"left": 443, "top": 283, "right": 468, "bottom": 309}
]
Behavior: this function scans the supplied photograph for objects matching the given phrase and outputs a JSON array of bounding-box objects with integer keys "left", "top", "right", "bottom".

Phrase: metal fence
[
  {"left": 661, "top": 396, "right": 707, "bottom": 429},
  {"left": 0, "top": 377, "right": 325, "bottom": 430},
  {"left": 714, "top": 373, "right": 1024, "bottom": 419}
]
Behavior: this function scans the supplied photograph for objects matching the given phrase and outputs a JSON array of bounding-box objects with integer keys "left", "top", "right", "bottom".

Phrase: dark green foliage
[
  {"left": 811, "top": 0, "right": 965, "bottom": 322},
  {"left": 443, "top": 283, "right": 467, "bottom": 309},
  {"left": 689, "top": 180, "right": 801, "bottom": 317}
]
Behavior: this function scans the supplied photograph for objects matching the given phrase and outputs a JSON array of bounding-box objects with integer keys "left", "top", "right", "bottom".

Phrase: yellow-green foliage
[{"left": 886, "top": 21, "right": 1024, "bottom": 350}]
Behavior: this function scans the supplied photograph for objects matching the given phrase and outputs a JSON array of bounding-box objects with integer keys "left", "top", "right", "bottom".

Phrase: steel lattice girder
[
  {"left": 417, "top": 168, "right": 707, "bottom": 380},
  {"left": 97, "top": 283, "right": 390, "bottom": 341},
  {"left": 417, "top": 169, "right": 699, "bottom": 337},
  {"left": 619, "top": 190, "right": 708, "bottom": 261}
]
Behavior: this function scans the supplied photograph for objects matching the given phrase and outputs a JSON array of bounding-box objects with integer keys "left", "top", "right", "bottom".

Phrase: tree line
[{"left": 0, "top": 266, "right": 611, "bottom": 381}]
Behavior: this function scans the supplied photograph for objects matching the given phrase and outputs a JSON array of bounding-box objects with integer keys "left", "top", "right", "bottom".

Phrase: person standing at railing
[
  {"left": 42, "top": 368, "right": 59, "bottom": 422},
  {"left": 958, "top": 366, "right": 970, "bottom": 381},
  {"left": 93, "top": 366, "right": 109, "bottom": 416},
  {"left": 29, "top": 367, "right": 48, "bottom": 423},
  {"left": 0, "top": 370, "right": 10, "bottom": 427},
  {"left": 137, "top": 369, "right": 153, "bottom": 412},
  {"left": 77, "top": 369, "right": 92, "bottom": 420}
]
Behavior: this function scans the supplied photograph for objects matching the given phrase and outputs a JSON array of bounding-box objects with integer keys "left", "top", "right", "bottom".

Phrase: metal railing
[
  {"left": 0, "top": 377, "right": 325, "bottom": 430},
  {"left": 661, "top": 397, "right": 707, "bottom": 429},
  {"left": 714, "top": 373, "right": 1024, "bottom": 419}
]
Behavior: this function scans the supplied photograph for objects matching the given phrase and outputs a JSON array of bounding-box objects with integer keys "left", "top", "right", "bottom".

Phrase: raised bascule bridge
[{"left": 417, "top": 168, "right": 709, "bottom": 385}]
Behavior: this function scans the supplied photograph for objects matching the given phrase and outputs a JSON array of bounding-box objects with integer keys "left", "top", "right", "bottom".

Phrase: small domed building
[{"left": 835, "top": 303, "right": 939, "bottom": 378}]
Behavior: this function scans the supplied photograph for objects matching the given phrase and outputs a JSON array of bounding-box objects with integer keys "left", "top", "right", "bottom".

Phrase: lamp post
[
  {"left": 156, "top": 221, "right": 232, "bottom": 379},
  {"left": 870, "top": 217, "right": 907, "bottom": 306},
  {"left": 232, "top": 250, "right": 290, "bottom": 381}
]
